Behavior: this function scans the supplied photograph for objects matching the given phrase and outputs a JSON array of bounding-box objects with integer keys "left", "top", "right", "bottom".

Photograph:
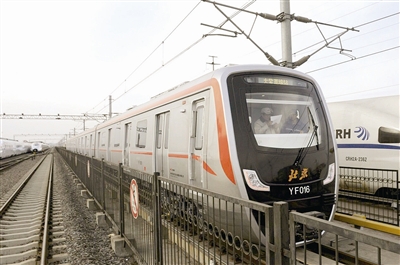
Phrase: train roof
[
  {"left": 70, "top": 64, "right": 319, "bottom": 138},
  {"left": 328, "top": 95, "right": 399, "bottom": 117}
]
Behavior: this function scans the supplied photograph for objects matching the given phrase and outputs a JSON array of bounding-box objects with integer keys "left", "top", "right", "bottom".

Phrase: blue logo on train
[{"left": 354, "top": 126, "right": 369, "bottom": 140}]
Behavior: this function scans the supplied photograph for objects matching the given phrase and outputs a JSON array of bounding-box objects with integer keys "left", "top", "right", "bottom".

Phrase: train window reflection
[
  {"left": 378, "top": 127, "right": 400, "bottom": 143},
  {"left": 246, "top": 93, "right": 320, "bottom": 149},
  {"left": 136, "top": 120, "right": 147, "bottom": 148},
  {"left": 194, "top": 106, "right": 204, "bottom": 150}
]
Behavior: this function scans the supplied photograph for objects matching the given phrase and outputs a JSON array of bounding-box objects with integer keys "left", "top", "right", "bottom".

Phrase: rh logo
[
  {"left": 336, "top": 127, "right": 370, "bottom": 140},
  {"left": 354, "top": 126, "right": 370, "bottom": 140}
]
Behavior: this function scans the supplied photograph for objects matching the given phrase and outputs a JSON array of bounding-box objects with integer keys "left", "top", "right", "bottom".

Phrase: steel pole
[{"left": 280, "top": 0, "right": 293, "bottom": 67}]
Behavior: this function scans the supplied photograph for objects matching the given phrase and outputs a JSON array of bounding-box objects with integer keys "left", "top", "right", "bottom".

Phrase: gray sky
[{"left": 1, "top": 0, "right": 399, "bottom": 143}]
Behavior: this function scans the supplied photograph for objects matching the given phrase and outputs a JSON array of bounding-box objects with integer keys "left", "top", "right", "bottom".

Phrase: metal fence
[
  {"left": 290, "top": 212, "right": 400, "bottom": 265},
  {"left": 57, "top": 148, "right": 400, "bottom": 265},
  {"left": 337, "top": 167, "right": 399, "bottom": 226}
]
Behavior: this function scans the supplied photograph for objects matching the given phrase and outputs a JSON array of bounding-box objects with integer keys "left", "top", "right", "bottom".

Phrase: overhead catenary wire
[
  {"left": 86, "top": 1, "right": 202, "bottom": 114},
  {"left": 290, "top": 2, "right": 379, "bottom": 43},
  {"left": 326, "top": 84, "right": 399, "bottom": 101},
  {"left": 256, "top": 2, "right": 394, "bottom": 62},
  {"left": 354, "top": 12, "right": 399, "bottom": 29},
  {"left": 305, "top": 46, "right": 399, "bottom": 74},
  {"left": 293, "top": 13, "right": 399, "bottom": 58},
  {"left": 304, "top": 35, "right": 398, "bottom": 64},
  {"left": 91, "top": 1, "right": 256, "bottom": 115},
  {"left": 293, "top": 14, "right": 399, "bottom": 79},
  {"left": 89, "top": 2, "right": 397, "bottom": 115}
]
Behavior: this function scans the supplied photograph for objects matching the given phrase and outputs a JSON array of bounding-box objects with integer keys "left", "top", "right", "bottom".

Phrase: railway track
[
  {"left": 0, "top": 154, "right": 33, "bottom": 172},
  {"left": 0, "top": 153, "right": 69, "bottom": 265}
]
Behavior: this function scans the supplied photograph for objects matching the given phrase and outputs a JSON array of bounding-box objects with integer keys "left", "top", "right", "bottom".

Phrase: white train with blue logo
[
  {"left": 328, "top": 95, "right": 400, "bottom": 197},
  {"left": 0, "top": 138, "right": 31, "bottom": 159}
]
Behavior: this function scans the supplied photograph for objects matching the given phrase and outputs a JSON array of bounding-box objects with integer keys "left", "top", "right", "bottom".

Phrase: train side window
[
  {"left": 85, "top": 136, "right": 88, "bottom": 154},
  {"left": 378, "top": 127, "right": 400, "bottom": 143},
  {"left": 194, "top": 106, "right": 204, "bottom": 150},
  {"left": 114, "top": 126, "right": 121, "bottom": 147},
  {"left": 101, "top": 131, "right": 106, "bottom": 147},
  {"left": 89, "top": 134, "right": 93, "bottom": 157},
  {"left": 156, "top": 115, "right": 163, "bottom": 149},
  {"left": 107, "top": 128, "right": 112, "bottom": 159},
  {"left": 165, "top": 112, "right": 170, "bottom": 149},
  {"left": 136, "top": 120, "right": 147, "bottom": 148}
]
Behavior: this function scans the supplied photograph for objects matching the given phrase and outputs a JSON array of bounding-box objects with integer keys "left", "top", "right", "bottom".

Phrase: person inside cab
[
  {"left": 253, "top": 107, "right": 280, "bottom": 134},
  {"left": 281, "top": 109, "right": 309, "bottom": 134}
]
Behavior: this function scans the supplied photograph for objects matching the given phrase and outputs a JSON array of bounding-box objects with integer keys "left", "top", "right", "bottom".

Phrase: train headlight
[
  {"left": 323, "top": 163, "right": 335, "bottom": 185},
  {"left": 243, "top": 169, "right": 270, "bottom": 191}
]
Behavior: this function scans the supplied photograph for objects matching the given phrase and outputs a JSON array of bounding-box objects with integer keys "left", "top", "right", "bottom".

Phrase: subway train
[
  {"left": 0, "top": 138, "right": 31, "bottom": 159},
  {"left": 66, "top": 64, "right": 338, "bottom": 243},
  {"left": 328, "top": 95, "right": 400, "bottom": 197},
  {"left": 30, "top": 141, "right": 50, "bottom": 153}
]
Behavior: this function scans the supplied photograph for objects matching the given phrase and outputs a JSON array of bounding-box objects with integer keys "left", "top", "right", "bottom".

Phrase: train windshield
[
  {"left": 227, "top": 72, "right": 328, "bottom": 153},
  {"left": 228, "top": 72, "right": 335, "bottom": 213},
  {"left": 247, "top": 92, "right": 320, "bottom": 149}
]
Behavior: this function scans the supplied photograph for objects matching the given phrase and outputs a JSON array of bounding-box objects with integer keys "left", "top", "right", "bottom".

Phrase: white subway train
[
  {"left": 66, "top": 64, "right": 338, "bottom": 242},
  {"left": 30, "top": 141, "right": 50, "bottom": 153},
  {"left": 0, "top": 138, "right": 31, "bottom": 159},
  {"left": 328, "top": 95, "right": 400, "bottom": 197}
]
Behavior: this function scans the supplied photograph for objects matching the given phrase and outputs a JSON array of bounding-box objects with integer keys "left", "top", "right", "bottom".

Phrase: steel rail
[
  {"left": 0, "top": 153, "right": 55, "bottom": 264},
  {"left": 40, "top": 154, "right": 54, "bottom": 265},
  {"left": 0, "top": 154, "right": 33, "bottom": 171},
  {"left": 0, "top": 154, "right": 47, "bottom": 215}
]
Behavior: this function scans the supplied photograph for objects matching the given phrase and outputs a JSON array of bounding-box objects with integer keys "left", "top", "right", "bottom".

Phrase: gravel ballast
[
  {"left": 54, "top": 152, "right": 136, "bottom": 265},
  {"left": 1, "top": 152, "right": 136, "bottom": 264}
]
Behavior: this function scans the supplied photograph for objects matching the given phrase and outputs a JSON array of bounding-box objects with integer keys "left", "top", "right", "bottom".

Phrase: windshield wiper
[
  {"left": 293, "top": 107, "right": 319, "bottom": 166},
  {"left": 308, "top": 107, "right": 319, "bottom": 151}
]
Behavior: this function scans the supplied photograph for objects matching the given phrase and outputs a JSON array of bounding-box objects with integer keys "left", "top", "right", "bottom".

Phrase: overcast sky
[{"left": 1, "top": 0, "right": 399, "bottom": 143}]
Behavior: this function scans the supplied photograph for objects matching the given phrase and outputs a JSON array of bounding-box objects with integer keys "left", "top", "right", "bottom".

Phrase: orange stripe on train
[
  {"left": 125, "top": 78, "right": 235, "bottom": 184},
  {"left": 210, "top": 79, "right": 236, "bottom": 184}
]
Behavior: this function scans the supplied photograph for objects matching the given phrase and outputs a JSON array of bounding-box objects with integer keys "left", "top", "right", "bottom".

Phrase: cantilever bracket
[
  {"left": 276, "top": 12, "right": 294, "bottom": 23},
  {"left": 316, "top": 24, "right": 355, "bottom": 57},
  {"left": 201, "top": 23, "right": 242, "bottom": 38}
]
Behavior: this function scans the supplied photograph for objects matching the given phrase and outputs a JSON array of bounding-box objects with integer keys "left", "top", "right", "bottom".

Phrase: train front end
[{"left": 226, "top": 68, "right": 338, "bottom": 241}]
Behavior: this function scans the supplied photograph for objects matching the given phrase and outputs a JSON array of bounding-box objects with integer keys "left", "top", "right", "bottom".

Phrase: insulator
[
  {"left": 265, "top": 53, "right": 280, "bottom": 66},
  {"left": 294, "top": 16, "right": 312, "bottom": 23},
  {"left": 258, "top": 13, "right": 276, "bottom": 21},
  {"left": 293, "top": 55, "right": 311, "bottom": 67}
]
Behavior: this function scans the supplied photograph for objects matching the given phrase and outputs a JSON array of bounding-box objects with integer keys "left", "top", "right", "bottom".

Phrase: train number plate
[{"left": 289, "top": 185, "right": 311, "bottom": 196}]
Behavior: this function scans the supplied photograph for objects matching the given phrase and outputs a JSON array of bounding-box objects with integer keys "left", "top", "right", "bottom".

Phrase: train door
[
  {"left": 85, "top": 136, "right": 88, "bottom": 155},
  {"left": 124, "top": 123, "right": 131, "bottom": 167},
  {"left": 107, "top": 128, "right": 112, "bottom": 161},
  {"left": 155, "top": 112, "right": 170, "bottom": 177},
  {"left": 89, "top": 134, "right": 93, "bottom": 157},
  {"left": 190, "top": 99, "right": 206, "bottom": 188},
  {"left": 96, "top": 131, "right": 101, "bottom": 158}
]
